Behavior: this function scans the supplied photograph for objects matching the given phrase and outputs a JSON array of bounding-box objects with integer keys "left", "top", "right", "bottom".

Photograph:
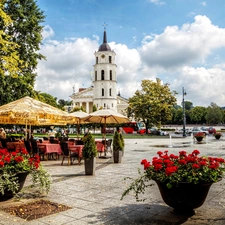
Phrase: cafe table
[
  {"left": 7, "top": 141, "right": 25, "bottom": 151},
  {"left": 37, "top": 143, "right": 62, "bottom": 159}
]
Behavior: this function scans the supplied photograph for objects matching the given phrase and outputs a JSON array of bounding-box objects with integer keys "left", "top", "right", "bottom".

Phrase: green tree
[
  {"left": 205, "top": 102, "right": 223, "bottom": 124},
  {"left": 0, "top": 3, "right": 22, "bottom": 77},
  {"left": 184, "top": 101, "right": 193, "bottom": 110},
  {"left": 37, "top": 93, "right": 59, "bottom": 108},
  {"left": 128, "top": 78, "right": 177, "bottom": 132},
  {"left": 189, "top": 106, "right": 207, "bottom": 124},
  {"left": 93, "top": 104, "right": 97, "bottom": 112},
  {"left": 71, "top": 106, "right": 86, "bottom": 113},
  {"left": 173, "top": 108, "right": 183, "bottom": 124},
  {"left": 58, "top": 99, "right": 72, "bottom": 110},
  {"left": 0, "top": 0, "right": 45, "bottom": 105}
]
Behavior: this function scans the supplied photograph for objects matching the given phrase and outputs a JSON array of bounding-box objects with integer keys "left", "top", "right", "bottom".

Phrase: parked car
[
  {"left": 148, "top": 128, "right": 169, "bottom": 136},
  {"left": 174, "top": 128, "right": 192, "bottom": 135},
  {"left": 148, "top": 128, "right": 161, "bottom": 135},
  {"left": 201, "top": 127, "right": 209, "bottom": 132},
  {"left": 208, "top": 127, "right": 216, "bottom": 134},
  {"left": 192, "top": 127, "right": 209, "bottom": 136}
]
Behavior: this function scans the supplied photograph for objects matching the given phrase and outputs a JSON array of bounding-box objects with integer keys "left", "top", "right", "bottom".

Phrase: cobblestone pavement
[{"left": 1, "top": 135, "right": 225, "bottom": 224}]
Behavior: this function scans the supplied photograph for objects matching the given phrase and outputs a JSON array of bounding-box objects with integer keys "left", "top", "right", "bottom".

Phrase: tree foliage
[
  {"left": 205, "top": 102, "right": 223, "bottom": 124},
  {"left": 0, "top": 3, "right": 23, "bottom": 77},
  {"left": 0, "top": 0, "right": 45, "bottom": 105},
  {"left": 58, "top": 99, "right": 72, "bottom": 110},
  {"left": 189, "top": 106, "right": 207, "bottom": 124},
  {"left": 127, "top": 79, "right": 177, "bottom": 131},
  {"left": 37, "top": 93, "right": 58, "bottom": 108}
]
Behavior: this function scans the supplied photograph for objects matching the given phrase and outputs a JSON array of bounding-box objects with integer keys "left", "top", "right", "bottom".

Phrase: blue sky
[{"left": 35, "top": 0, "right": 225, "bottom": 107}]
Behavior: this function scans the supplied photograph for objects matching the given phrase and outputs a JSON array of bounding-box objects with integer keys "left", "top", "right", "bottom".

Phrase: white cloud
[
  {"left": 201, "top": 2, "right": 207, "bottom": 6},
  {"left": 42, "top": 25, "right": 54, "bottom": 40},
  {"left": 35, "top": 36, "right": 99, "bottom": 100},
  {"left": 148, "top": 0, "right": 165, "bottom": 5},
  {"left": 139, "top": 15, "right": 225, "bottom": 69},
  {"left": 172, "top": 66, "right": 225, "bottom": 107}
]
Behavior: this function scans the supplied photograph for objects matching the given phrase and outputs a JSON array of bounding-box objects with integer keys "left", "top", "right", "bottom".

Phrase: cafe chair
[
  {"left": 0, "top": 138, "right": 7, "bottom": 148},
  {"left": 49, "top": 137, "right": 55, "bottom": 143},
  {"left": 75, "top": 140, "right": 84, "bottom": 145},
  {"left": 30, "top": 140, "right": 45, "bottom": 160},
  {"left": 24, "top": 140, "right": 32, "bottom": 154},
  {"left": 106, "top": 139, "right": 113, "bottom": 154},
  {"left": 60, "top": 142, "right": 78, "bottom": 166}
]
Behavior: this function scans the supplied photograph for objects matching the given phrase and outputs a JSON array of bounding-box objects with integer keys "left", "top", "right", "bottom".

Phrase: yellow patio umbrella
[
  {"left": 0, "top": 96, "right": 78, "bottom": 138},
  {"left": 82, "top": 109, "right": 130, "bottom": 157},
  {"left": 69, "top": 110, "right": 89, "bottom": 138}
]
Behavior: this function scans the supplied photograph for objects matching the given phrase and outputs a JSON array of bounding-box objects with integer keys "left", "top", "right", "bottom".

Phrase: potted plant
[
  {"left": 121, "top": 150, "right": 225, "bottom": 215},
  {"left": 194, "top": 132, "right": 205, "bottom": 142},
  {"left": 0, "top": 148, "right": 51, "bottom": 200},
  {"left": 82, "top": 133, "right": 98, "bottom": 175},
  {"left": 113, "top": 131, "right": 123, "bottom": 163},
  {"left": 119, "top": 133, "right": 125, "bottom": 156},
  {"left": 213, "top": 132, "right": 222, "bottom": 140}
]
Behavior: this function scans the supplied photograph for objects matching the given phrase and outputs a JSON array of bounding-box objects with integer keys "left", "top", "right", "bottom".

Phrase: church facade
[{"left": 70, "top": 29, "right": 128, "bottom": 114}]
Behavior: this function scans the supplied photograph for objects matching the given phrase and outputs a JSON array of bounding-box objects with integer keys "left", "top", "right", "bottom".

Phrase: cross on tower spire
[{"left": 102, "top": 22, "right": 108, "bottom": 30}]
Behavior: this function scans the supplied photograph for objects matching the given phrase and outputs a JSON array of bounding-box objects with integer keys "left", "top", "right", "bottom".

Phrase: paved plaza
[{"left": 1, "top": 135, "right": 225, "bottom": 224}]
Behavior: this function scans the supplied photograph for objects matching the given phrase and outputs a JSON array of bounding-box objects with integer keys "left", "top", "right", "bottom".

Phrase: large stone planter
[
  {"left": 155, "top": 180, "right": 216, "bottom": 216},
  {"left": 84, "top": 157, "right": 96, "bottom": 175},
  {"left": 113, "top": 150, "right": 122, "bottom": 163},
  {"left": 0, "top": 171, "right": 29, "bottom": 201},
  {"left": 215, "top": 135, "right": 221, "bottom": 140},
  {"left": 195, "top": 136, "right": 204, "bottom": 142}
]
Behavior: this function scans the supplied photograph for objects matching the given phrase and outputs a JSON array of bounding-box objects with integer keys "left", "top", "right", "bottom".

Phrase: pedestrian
[{"left": 0, "top": 128, "right": 6, "bottom": 139}]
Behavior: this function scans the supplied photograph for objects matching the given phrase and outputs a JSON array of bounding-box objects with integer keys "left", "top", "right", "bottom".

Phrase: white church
[{"left": 69, "top": 29, "right": 129, "bottom": 114}]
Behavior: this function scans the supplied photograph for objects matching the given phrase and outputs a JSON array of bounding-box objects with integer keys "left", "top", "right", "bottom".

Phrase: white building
[{"left": 70, "top": 29, "right": 128, "bottom": 114}]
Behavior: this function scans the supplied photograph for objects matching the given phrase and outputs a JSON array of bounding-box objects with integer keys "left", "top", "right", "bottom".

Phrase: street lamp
[{"left": 182, "top": 87, "right": 187, "bottom": 137}]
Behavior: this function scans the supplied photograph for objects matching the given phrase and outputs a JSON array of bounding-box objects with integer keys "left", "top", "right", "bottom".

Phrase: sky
[{"left": 35, "top": 0, "right": 225, "bottom": 107}]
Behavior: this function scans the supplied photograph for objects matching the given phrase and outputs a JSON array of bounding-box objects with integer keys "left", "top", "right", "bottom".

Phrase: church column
[{"left": 86, "top": 102, "right": 89, "bottom": 113}]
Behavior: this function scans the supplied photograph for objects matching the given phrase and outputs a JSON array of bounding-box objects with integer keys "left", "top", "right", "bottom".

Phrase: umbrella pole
[
  {"left": 104, "top": 117, "right": 106, "bottom": 156},
  {"left": 25, "top": 119, "right": 27, "bottom": 140}
]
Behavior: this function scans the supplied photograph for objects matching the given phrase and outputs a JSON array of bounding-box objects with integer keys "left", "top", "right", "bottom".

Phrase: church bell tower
[{"left": 93, "top": 27, "right": 117, "bottom": 111}]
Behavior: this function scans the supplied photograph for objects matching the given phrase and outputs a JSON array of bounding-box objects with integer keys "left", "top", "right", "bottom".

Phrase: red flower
[
  {"left": 154, "top": 163, "right": 163, "bottom": 171},
  {"left": 192, "top": 164, "right": 200, "bottom": 169},
  {"left": 178, "top": 159, "right": 187, "bottom": 165},
  {"left": 14, "top": 156, "right": 24, "bottom": 163},
  {"left": 157, "top": 151, "right": 163, "bottom": 156},
  {"left": 179, "top": 151, "right": 187, "bottom": 156},
  {"left": 141, "top": 159, "right": 148, "bottom": 165},
  {"left": 4, "top": 156, "right": 11, "bottom": 163},
  {"left": 192, "top": 150, "right": 200, "bottom": 155},
  {"left": 144, "top": 162, "right": 150, "bottom": 170},
  {"left": 165, "top": 166, "right": 178, "bottom": 176}
]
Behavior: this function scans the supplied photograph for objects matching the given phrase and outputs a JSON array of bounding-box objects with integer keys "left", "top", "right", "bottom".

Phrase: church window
[
  {"left": 112, "top": 103, "right": 113, "bottom": 107},
  {"left": 101, "top": 70, "right": 105, "bottom": 80},
  {"left": 109, "top": 88, "right": 112, "bottom": 96},
  {"left": 109, "top": 56, "right": 112, "bottom": 63},
  {"left": 110, "top": 70, "right": 112, "bottom": 80},
  {"left": 95, "top": 71, "right": 97, "bottom": 81},
  {"left": 102, "top": 88, "right": 104, "bottom": 96},
  {"left": 104, "top": 103, "right": 106, "bottom": 108},
  {"left": 96, "top": 57, "right": 98, "bottom": 64}
]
